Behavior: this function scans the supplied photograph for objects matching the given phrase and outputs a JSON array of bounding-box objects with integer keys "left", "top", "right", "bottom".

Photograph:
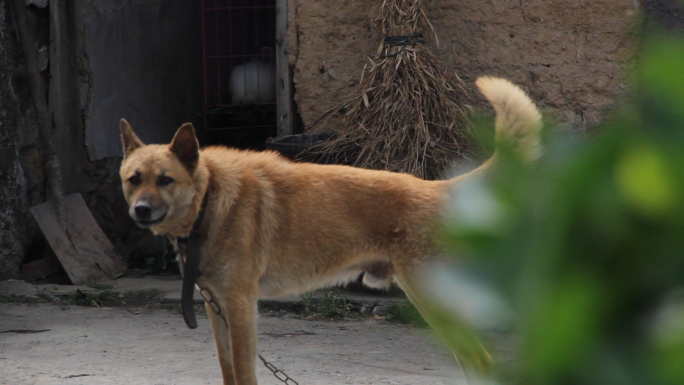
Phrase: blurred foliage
[{"left": 435, "top": 29, "right": 684, "bottom": 385}]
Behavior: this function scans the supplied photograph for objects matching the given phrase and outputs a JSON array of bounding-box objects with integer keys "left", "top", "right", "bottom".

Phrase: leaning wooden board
[{"left": 30, "top": 194, "right": 126, "bottom": 285}]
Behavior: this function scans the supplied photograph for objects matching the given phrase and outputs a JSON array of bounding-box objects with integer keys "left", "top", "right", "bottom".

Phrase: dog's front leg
[
  {"left": 204, "top": 276, "right": 259, "bottom": 385},
  {"left": 206, "top": 302, "right": 238, "bottom": 385},
  {"left": 225, "top": 288, "right": 259, "bottom": 385}
]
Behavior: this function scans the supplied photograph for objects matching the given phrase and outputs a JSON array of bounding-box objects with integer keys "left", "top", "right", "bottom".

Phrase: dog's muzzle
[{"left": 131, "top": 202, "right": 166, "bottom": 227}]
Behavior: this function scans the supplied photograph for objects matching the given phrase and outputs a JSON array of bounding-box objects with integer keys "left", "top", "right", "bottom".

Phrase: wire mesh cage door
[{"left": 201, "top": 0, "right": 277, "bottom": 132}]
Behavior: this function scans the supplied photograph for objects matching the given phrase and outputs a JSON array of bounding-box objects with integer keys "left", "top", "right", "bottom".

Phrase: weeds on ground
[
  {"left": 387, "top": 302, "right": 428, "bottom": 328},
  {"left": 68, "top": 289, "right": 122, "bottom": 307},
  {"left": 301, "top": 291, "right": 353, "bottom": 319},
  {"left": 127, "top": 239, "right": 179, "bottom": 275}
]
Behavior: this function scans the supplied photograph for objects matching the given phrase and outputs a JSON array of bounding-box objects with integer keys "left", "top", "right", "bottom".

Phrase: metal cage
[{"left": 201, "top": 0, "right": 277, "bottom": 131}]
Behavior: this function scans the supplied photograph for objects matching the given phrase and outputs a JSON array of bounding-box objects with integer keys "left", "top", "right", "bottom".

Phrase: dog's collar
[
  {"left": 177, "top": 189, "right": 209, "bottom": 243},
  {"left": 175, "top": 189, "right": 209, "bottom": 329}
]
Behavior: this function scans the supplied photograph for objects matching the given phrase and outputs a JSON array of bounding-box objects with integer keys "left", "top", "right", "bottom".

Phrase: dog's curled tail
[{"left": 475, "top": 76, "right": 542, "bottom": 164}]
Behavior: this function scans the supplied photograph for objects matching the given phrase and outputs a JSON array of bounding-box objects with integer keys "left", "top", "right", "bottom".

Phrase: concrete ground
[{"left": 0, "top": 273, "right": 517, "bottom": 385}]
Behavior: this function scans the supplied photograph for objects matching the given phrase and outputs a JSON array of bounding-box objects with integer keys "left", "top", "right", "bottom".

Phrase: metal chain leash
[
  {"left": 196, "top": 276, "right": 300, "bottom": 385},
  {"left": 170, "top": 237, "right": 299, "bottom": 385},
  {"left": 259, "top": 354, "right": 300, "bottom": 385}
]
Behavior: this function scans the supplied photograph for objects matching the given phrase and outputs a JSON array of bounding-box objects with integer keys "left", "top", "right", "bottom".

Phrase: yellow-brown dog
[{"left": 119, "top": 76, "right": 542, "bottom": 385}]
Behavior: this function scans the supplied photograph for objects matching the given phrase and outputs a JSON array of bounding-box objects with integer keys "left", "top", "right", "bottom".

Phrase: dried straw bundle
[{"left": 313, "top": 0, "right": 474, "bottom": 180}]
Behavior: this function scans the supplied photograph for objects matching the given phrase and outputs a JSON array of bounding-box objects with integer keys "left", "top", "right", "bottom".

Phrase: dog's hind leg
[
  {"left": 206, "top": 302, "right": 238, "bottom": 385},
  {"left": 394, "top": 267, "right": 492, "bottom": 384}
]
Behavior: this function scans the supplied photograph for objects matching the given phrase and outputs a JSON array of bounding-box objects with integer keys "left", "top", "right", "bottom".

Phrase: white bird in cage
[{"left": 230, "top": 47, "right": 276, "bottom": 105}]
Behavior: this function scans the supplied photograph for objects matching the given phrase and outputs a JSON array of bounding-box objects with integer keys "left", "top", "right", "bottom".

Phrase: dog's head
[{"left": 119, "top": 119, "right": 200, "bottom": 233}]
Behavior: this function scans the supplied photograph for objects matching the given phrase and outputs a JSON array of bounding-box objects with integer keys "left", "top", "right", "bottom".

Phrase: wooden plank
[
  {"left": 29, "top": 194, "right": 126, "bottom": 285},
  {"left": 276, "top": 0, "right": 293, "bottom": 137},
  {"left": 63, "top": 194, "right": 126, "bottom": 279}
]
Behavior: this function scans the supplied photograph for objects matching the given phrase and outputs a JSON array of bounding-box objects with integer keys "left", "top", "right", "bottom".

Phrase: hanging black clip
[{"left": 381, "top": 34, "right": 426, "bottom": 58}]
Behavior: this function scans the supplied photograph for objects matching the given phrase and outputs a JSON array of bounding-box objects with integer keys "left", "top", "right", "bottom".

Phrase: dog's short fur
[{"left": 119, "top": 77, "right": 542, "bottom": 385}]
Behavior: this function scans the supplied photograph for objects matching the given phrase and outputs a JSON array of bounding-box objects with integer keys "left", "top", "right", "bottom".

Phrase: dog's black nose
[{"left": 134, "top": 203, "right": 152, "bottom": 219}]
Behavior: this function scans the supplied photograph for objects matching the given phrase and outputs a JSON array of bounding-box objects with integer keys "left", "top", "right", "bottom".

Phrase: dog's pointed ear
[
  {"left": 170, "top": 123, "right": 199, "bottom": 173},
  {"left": 121, "top": 119, "right": 145, "bottom": 158}
]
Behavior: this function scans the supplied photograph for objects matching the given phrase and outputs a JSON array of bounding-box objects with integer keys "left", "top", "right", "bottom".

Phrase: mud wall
[{"left": 290, "top": 0, "right": 641, "bottom": 133}]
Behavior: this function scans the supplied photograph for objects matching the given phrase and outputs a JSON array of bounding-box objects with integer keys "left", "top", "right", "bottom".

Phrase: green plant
[
  {"left": 127, "top": 240, "right": 179, "bottom": 274},
  {"left": 387, "top": 302, "right": 428, "bottom": 327},
  {"left": 428, "top": 31, "right": 684, "bottom": 385},
  {"left": 301, "top": 290, "right": 352, "bottom": 318},
  {"left": 69, "top": 289, "right": 122, "bottom": 307}
]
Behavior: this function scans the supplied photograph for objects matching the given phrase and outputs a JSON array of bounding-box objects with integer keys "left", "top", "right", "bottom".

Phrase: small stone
[
  {"left": 37, "top": 291, "right": 55, "bottom": 301},
  {"left": 360, "top": 306, "right": 372, "bottom": 316},
  {"left": 372, "top": 306, "right": 388, "bottom": 317}
]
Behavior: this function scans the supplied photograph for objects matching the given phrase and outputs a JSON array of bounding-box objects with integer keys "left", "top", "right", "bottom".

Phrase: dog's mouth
[{"left": 134, "top": 213, "right": 167, "bottom": 228}]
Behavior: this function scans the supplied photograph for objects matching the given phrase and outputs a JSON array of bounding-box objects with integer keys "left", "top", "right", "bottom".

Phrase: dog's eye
[
  {"left": 157, "top": 175, "right": 175, "bottom": 186},
  {"left": 128, "top": 174, "right": 141, "bottom": 186}
]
